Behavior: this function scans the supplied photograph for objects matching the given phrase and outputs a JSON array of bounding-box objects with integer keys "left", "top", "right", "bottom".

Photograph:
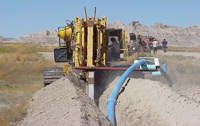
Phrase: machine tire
[{"left": 43, "top": 67, "right": 64, "bottom": 86}]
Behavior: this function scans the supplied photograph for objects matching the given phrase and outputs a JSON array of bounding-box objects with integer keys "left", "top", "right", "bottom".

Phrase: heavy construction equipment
[
  {"left": 43, "top": 7, "right": 163, "bottom": 100},
  {"left": 128, "top": 32, "right": 161, "bottom": 54}
]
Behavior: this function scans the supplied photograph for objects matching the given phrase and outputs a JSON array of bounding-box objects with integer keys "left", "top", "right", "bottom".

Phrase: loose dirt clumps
[
  {"left": 18, "top": 78, "right": 110, "bottom": 126},
  {"left": 99, "top": 77, "right": 200, "bottom": 126},
  {"left": 17, "top": 69, "right": 200, "bottom": 126}
]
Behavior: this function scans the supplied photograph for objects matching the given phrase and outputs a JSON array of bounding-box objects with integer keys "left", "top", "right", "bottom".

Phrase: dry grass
[
  {"left": 156, "top": 54, "right": 200, "bottom": 85},
  {"left": 168, "top": 46, "right": 200, "bottom": 52},
  {"left": 127, "top": 49, "right": 200, "bottom": 86},
  {"left": 0, "top": 43, "right": 55, "bottom": 84},
  {"left": 0, "top": 83, "right": 41, "bottom": 126},
  {"left": 0, "top": 43, "right": 57, "bottom": 126}
]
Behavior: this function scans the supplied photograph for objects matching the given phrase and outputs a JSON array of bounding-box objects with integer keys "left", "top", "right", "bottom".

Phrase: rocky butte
[
  {"left": 1, "top": 21, "right": 200, "bottom": 47},
  {"left": 108, "top": 21, "right": 200, "bottom": 47},
  {"left": 0, "top": 29, "right": 58, "bottom": 46}
]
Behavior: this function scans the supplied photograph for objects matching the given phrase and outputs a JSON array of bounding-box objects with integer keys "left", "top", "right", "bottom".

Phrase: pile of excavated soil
[
  {"left": 18, "top": 78, "right": 110, "bottom": 126},
  {"left": 99, "top": 77, "right": 200, "bottom": 126}
]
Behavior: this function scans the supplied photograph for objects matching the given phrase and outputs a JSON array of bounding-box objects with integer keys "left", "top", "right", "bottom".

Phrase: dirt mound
[
  {"left": 18, "top": 78, "right": 110, "bottom": 126},
  {"left": 99, "top": 77, "right": 200, "bottom": 126}
]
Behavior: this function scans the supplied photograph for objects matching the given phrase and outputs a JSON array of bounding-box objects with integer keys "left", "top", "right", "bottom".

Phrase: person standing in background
[
  {"left": 162, "top": 39, "right": 168, "bottom": 52},
  {"left": 152, "top": 39, "right": 158, "bottom": 54}
]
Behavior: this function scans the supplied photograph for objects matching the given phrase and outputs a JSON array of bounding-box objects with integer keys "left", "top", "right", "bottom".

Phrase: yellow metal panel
[
  {"left": 122, "top": 30, "right": 128, "bottom": 60},
  {"left": 72, "top": 16, "right": 108, "bottom": 67},
  {"left": 101, "top": 17, "right": 106, "bottom": 27},
  {"left": 74, "top": 17, "right": 80, "bottom": 67},
  {"left": 81, "top": 20, "right": 85, "bottom": 65},
  {"left": 100, "top": 17, "right": 107, "bottom": 66},
  {"left": 87, "top": 20, "right": 94, "bottom": 67}
]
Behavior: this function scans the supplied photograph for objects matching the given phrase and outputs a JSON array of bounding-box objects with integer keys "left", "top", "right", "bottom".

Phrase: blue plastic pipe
[
  {"left": 161, "top": 63, "right": 167, "bottom": 73},
  {"left": 107, "top": 59, "right": 146, "bottom": 125}
]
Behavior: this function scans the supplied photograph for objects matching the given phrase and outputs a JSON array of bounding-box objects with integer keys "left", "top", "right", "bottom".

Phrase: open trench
[
  {"left": 17, "top": 69, "right": 200, "bottom": 126},
  {"left": 99, "top": 77, "right": 200, "bottom": 126},
  {"left": 18, "top": 52, "right": 200, "bottom": 126}
]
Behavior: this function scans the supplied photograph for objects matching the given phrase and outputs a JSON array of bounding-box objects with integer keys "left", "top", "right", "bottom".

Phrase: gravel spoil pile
[
  {"left": 18, "top": 78, "right": 110, "bottom": 126},
  {"left": 99, "top": 77, "right": 200, "bottom": 126}
]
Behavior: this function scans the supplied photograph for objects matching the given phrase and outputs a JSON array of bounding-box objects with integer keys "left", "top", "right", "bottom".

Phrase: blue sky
[{"left": 0, "top": 0, "right": 199, "bottom": 38}]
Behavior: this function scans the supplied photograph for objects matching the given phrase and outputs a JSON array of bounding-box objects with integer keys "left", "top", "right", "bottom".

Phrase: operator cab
[{"left": 106, "top": 29, "right": 128, "bottom": 62}]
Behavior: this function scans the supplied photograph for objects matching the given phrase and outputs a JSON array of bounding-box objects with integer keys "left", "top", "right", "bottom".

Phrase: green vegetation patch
[
  {"left": 26, "top": 46, "right": 52, "bottom": 53},
  {"left": 0, "top": 80, "right": 10, "bottom": 88},
  {"left": 0, "top": 46, "right": 17, "bottom": 53}
]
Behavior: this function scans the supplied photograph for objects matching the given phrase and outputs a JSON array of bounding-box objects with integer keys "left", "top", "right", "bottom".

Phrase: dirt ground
[
  {"left": 159, "top": 51, "right": 200, "bottom": 59},
  {"left": 38, "top": 52, "right": 54, "bottom": 61},
  {"left": 20, "top": 51, "right": 200, "bottom": 126},
  {"left": 99, "top": 77, "right": 200, "bottom": 126},
  {"left": 18, "top": 78, "right": 110, "bottom": 126}
]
